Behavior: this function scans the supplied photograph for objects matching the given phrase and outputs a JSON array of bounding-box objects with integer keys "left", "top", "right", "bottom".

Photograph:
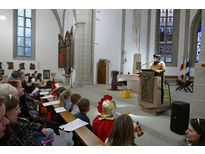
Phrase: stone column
[
  {"left": 73, "top": 10, "right": 93, "bottom": 87},
  {"left": 192, "top": 10, "right": 205, "bottom": 118}
]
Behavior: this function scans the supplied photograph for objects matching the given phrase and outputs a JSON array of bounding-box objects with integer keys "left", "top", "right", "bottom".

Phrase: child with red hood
[{"left": 92, "top": 95, "right": 116, "bottom": 142}]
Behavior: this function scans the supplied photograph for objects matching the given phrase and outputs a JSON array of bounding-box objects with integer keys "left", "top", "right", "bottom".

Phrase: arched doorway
[{"left": 97, "top": 60, "right": 106, "bottom": 84}]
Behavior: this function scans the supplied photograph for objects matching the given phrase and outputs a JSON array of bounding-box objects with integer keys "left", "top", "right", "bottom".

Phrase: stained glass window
[
  {"left": 196, "top": 22, "right": 201, "bottom": 63},
  {"left": 158, "top": 9, "right": 174, "bottom": 63},
  {"left": 17, "top": 9, "right": 32, "bottom": 57}
]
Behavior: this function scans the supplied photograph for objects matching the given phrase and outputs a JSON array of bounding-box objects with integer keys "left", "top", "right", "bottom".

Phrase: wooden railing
[{"left": 165, "top": 75, "right": 194, "bottom": 83}]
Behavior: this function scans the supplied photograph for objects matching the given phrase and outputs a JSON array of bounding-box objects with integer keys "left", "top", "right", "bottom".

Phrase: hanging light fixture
[{"left": 0, "top": 14, "right": 6, "bottom": 20}]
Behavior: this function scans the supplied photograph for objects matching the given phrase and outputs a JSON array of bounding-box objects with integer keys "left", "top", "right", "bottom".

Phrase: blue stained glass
[
  {"left": 166, "top": 45, "right": 172, "bottom": 53},
  {"left": 168, "top": 9, "right": 174, "bottom": 17},
  {"left": 18, "top": 17, "right": 24, "bottom": 27},
  {"left": 167, "top": 17, "right": 173, "bottom": 26},
  {"left": 25, "top": 38, "right": 31, "bottom": 47},
  {"left": 197, "top": 43, "right": 200, "bottom": 51},
  {"left": 160, "top": 27, "right": 165, "bottom": 32},
  {"left": 25, "top": 48, "right": 31, "bottom": 57},
  {"left": 18, "top": 9, "right": 24, "bottom": 16},
  {"left": 25, "top": 28, "right": 31, "bottom": 37},
  {"left": 159, "top": 54, "right": 165, "bottom": 62},
  {"left": 160, "top": 18, "right": 166, "bottom": 26},
  {"left": 159, "top": 45, "right": 165, "bottom": 53},
  {"left": 167, "top": 27, "right": 172, "bottom": 43},
  {"left": 26, "top": 18, "right": 31, "bottom": 27},
  {"left": 160, "top": 9, "right": 166, "bottom": 17},
  {"left": 17, "top": 37, "right": 24, "bottom": 47},
  {"left": 17, "top": 47, "right": 24, "bottom": 56},
  {"left": 196, "top": 28, "right": 201, "bottom": 62},
  {"left": 17, "top": 27, "right": 24, "bottom": 36},
  {"left": 160, "top": 30, "right": 165, "bottom": 42},
  {"left": 25, "top": 9, "right": 32, "bottom": 18},
  {"left": 196, "top": 49, "right": 200, "bottom": 62},
  {"left": 167, "top": 27, "right": 172, "bottom": 34},
  {"left": 197, "top": 32, "right": 201, "bottom": 42},
  {"left": 198, "top": 26, "right": 201, "bottom": 32},
  {"left": 158, "top": 9, "right": 174, "bottom": 63},
  {"left": 166, "top": 54, "right": 172, "bottom": 62}
]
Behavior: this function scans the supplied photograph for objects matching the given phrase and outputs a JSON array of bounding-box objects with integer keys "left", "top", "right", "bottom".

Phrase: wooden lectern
[{"left": 138, "top": 69, "right": 170, "bottom": 115}]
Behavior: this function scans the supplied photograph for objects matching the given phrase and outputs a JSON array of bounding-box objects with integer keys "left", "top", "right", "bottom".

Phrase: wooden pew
[
  {"left": 53, "top": 104, "right": 105, "bottom": 146},
  {"left": 41, "top": 89, "right": 106, "bottom": 146},
  {"left": 164, "top": 75, "right": 178, "bottom": 84}
]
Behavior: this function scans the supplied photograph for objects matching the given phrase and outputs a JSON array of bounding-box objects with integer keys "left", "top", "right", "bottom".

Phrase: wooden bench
[
  {"left": 164, "top": 75, "right": 178, "bottom": 84},
  {"left": 54, "top": 104, "right": 105, "bottom": 146},
  {"left": 41, "top": 89, "right": 106, "bottom": 146}
]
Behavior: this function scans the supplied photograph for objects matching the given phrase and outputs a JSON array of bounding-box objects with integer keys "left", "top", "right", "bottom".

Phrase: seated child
[
  {"left": 56, "top": 87, "right": 66, "bottom": 100},
  {"left": 50, "top": 82, "right": 61, "bottom": 97},
  {"left": 75, "top": 98, "right": 92, "bottom": 130},
  {"left": 46, "top": 88, "right": 68, "bottom": 135},
  {"left": 92, "top": 95, "right": 116, "bottom": 142},
  {"left": 59, "top": 90, "right": 72, "bottom": 110},
  {"left": 69, "top": 93, "right": 81, "bottom": 115},
  {"left": 73, "top": 98, "right": 92, "bottom": 145}
]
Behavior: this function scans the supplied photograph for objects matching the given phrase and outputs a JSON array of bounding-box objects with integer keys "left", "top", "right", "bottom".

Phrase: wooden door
[{"left": 97, "top": 60, "right": 106, "bottom": 84}]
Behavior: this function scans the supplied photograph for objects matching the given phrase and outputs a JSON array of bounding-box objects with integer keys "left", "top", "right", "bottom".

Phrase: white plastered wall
[{"left": 93, "top": 9, "right": 122, "bottom": 85}]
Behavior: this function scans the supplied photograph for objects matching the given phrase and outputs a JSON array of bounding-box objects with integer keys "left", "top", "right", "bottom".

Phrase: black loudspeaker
[{"left": 170, "top": 101, "right": 190, "bottom": 135}]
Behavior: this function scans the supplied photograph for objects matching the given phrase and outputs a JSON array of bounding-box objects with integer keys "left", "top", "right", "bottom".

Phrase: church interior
[{"left": 0, "top": 8, "right": 205, "bottom": 147}]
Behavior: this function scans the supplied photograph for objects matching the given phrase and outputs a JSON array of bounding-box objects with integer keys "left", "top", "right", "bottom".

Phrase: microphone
[
  {"left": 136, "top": 60, "right": 153, "bottom": 74},
  {"left": 140, "top": 60, "right": 153, "bottom": 68}
]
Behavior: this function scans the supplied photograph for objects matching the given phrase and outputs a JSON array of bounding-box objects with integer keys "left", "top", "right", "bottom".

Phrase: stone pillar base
[
  {"left": 62, "top": 74, "right": 70, "bottom": 86},
  {"left": 73, "top": 80, "right": 93, "bottom": 87}
]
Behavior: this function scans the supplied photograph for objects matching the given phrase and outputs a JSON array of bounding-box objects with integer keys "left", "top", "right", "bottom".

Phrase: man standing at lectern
[{"left": 148, "top": 54, "right": 166, "bottom": 103}]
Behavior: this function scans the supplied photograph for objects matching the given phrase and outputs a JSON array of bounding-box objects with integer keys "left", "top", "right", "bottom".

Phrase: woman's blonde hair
[
  {"left": 0, "top": 83, "right": 18, "bottom": 96},
  {"left": 59, "top": 89, "right": 71, "bottom": 107}
]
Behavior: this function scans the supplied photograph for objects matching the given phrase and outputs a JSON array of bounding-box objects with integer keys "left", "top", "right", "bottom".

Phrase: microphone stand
[{"left": 136, "top": 60, "right": 153, "bottom": 74}]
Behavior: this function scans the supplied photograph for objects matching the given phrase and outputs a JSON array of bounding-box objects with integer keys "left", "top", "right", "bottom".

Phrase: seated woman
[
  {"left": 35, "top": 73, "right": 46, "bottom": 88},
  {"left": 0, "top": 96, "right": 10, "bottom": 146},
  {"left": 0, "top": 83, "right": 18, "bottom": 97},
  {"left": 92, "top": 95, "right": 116, "bottom": 142},
  {"left": 31, "top": 73, "right": 36, "bottom": 83},
  {"left": 7, "top": 80, "right": 40, "bottom": 121},
  {"left": 2, "top": 94, "right": 54, "bottom": 146},
  {"left": 185, "top": 118, "right": 205, "bottom": 146},
  {"left": 105, "top": 114, "right": 136, "bottom": 146}
]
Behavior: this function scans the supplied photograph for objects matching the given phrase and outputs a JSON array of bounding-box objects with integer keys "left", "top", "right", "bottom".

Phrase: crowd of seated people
[
  {"left": 0, "top": 70, "right": 205, "bottom": 146},
  {"left": 0, "top": 70, "right": 54, "bottom": 146}
]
